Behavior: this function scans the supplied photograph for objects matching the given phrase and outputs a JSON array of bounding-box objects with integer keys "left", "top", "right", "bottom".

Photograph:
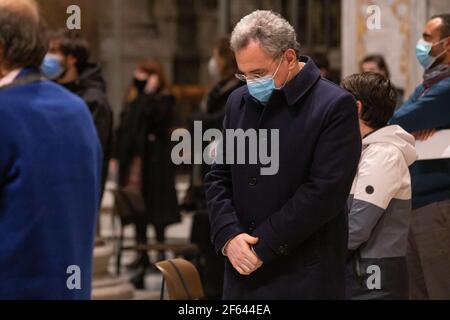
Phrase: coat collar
[
  {"left": 240, "top": 56, "right": 321, "bottom": 108},
  {"left": 16, "top": 67, "right": 41, "bottom": 80},
  {"left": 0, "top": 69, "right": 21, "bottom": 88}
]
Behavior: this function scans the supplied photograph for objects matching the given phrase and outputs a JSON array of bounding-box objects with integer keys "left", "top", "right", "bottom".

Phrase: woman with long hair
[{"left": 116, "top": 59, "right": 180, "bottom": 288}]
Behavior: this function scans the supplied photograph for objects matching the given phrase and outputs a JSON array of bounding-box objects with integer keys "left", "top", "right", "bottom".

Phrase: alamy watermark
[
  {"left": 171, "top": 121, "right": 280, "bottom": 176},
  {"left": 366, "top": 5, "right": 381, "bottom": 30},
  {"left": 64, "top": 4, "right": 380, "bottom": 31},
  {"left": 366, "top": 264, "right": 381, "bottom": 290},
  {"left": 66, "top": 265, "right": 81, "bottom": 290},
  {"left": 66, "top": 5, "right": 81, "bottom": 30}
]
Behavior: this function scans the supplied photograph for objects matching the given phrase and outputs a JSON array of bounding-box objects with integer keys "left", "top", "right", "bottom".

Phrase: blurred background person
[
  {"left": 342, "top": 73, "right": 417, "bottom": 300},
  {"left": 360, "top": 54, "right": 405, "bottom": 107},
  {"left": 0, "top": 0, "right": 102, "bottom": 299},
  {"left": 43, "top": 29, "right": 113, "bottom": 201},
  {"left": 202, "top": 36, "right": 245, "bottom": 131},
  {"left": 181, "top": 36, "right": 244, "bottom": 212},
  {"left": 390, "top": 14, "right": 450, "bottom": 300},
  {"left": 182, "top": 36, "right": 244, "bottom": 299},
  {"left": 116, "top": 59, "right": 180, "bottom": 289},
  {"left": 310, "top": 51, "right": 341, "bottom": 84}
]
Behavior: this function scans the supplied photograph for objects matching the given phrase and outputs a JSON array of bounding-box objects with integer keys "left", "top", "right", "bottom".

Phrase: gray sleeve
[{"left": 348, "top": 199, "right": 384, "bottom": 251}]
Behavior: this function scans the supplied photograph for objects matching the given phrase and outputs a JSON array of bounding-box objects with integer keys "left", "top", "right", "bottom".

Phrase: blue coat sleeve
[
  {"left": 391, "top": 79, "right": 450, "bottom": 132},
  {"left": 204, "top": 95, "right": 246, "bottom": 255},
  {"left": 252, "top": 94, "right": 362, "bottom": 264},
  {"left": 0, "top": 108, "right": 13, "bottom": 188}
]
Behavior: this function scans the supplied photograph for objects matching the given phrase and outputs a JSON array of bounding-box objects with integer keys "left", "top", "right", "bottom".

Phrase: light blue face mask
[
  {"left": 41, "top": 54, "right": 65, "bottom": 80},
  {"left": 416, "top": 38, "right": 448, "bottom": 70},
  {"left": 247, "top": 56, "right": 285, "bottom": 104}
]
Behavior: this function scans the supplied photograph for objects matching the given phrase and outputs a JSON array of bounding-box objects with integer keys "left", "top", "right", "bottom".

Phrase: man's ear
[
  {"left": 356, "top": 100, "right": 363, "bottom": 117},
  {"left": 285, "top": 49, "right": 298, "bottom": 70},
  {"left": 445, "top": 37, "right": 450, "bottom": 50},
  {"left": 67, "top": 55, "right": 78, "bottom": 69}
]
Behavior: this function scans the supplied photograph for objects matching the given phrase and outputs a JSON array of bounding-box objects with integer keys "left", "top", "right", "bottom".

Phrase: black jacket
[
  {"left": 62, "top": 64, "right": 113, "bottom": 197},
  {"left": 205, "top": 56, "right": 362, "bottom": 299},
  {"left": 203, "top": 78, "right": 244, "bottom": 131},
  {"left": 117, "top": 91, "right": 180, "bottom": 227}
]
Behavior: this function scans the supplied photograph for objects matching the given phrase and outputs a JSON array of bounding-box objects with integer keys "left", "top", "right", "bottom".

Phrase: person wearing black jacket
[
  {"left": 185, "top": 37, "right": 244, "bottom": 299},
  {"left": 182, "top": 36, "right": 244, "bottom": 210},
  {"left": 43, "top": 30, "right": 113, "bottom": 201},
  {"left": 116, "top": 59, "right": 181, "bottom": 288}
]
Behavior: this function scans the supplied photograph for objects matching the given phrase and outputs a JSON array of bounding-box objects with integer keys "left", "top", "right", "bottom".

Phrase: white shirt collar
[{"left": 0, "top": 69, "right": 22, "bottom": 88}]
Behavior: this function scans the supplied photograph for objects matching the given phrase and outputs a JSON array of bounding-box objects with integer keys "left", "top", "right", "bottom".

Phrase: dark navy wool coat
[{"left": 205, "top": 56, "right": 362, "bottom": 299}]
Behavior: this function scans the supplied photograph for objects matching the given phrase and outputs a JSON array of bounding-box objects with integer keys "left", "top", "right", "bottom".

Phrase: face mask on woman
[
  {"left": 208, "top": 57, "right": 221, "bottom": 81},
  {"left": 133, "top": 77, "right": 147, "bottom": 92}
]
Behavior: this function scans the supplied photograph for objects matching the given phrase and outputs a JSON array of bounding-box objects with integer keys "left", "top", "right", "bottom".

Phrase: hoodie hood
[
  {"left": 363, "top": 125, "right": 417, "bottom": 166},
  {"left": 62, "top": 63, "right": 107, "bottom": 94}
]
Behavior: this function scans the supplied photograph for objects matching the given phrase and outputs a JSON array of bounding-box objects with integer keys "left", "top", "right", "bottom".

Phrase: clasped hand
[{"left": 225, "top": 233, "right": 263, "bottom": 276}]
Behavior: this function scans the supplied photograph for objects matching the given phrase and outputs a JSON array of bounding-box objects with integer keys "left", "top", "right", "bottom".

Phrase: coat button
[
  {"left": 249, "top": 222, "right": 256, "bottom": 232},
  {"left": 249, "top": 177, "right": 257, "bottom": 186}
]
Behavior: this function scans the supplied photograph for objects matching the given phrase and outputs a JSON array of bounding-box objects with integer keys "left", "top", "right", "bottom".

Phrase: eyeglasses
[
  {"left": 235, "top": 72, "right": 267, "bottom": 82},
  {"left": 235, "top": 55, "right": 284, "bottom": 83},
  {"left": 234, "top": 72, "right": 268, "bottom": 82}
]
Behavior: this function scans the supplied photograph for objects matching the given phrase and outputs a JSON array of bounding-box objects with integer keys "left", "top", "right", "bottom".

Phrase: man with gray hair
[{"left": 205, "top": 10, "right": 361, "bottom": 299}]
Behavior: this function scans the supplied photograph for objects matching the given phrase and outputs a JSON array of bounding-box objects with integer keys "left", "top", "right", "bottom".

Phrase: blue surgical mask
[
  {"left": 416, "top": 38, "right": 448, "bottom": 69},
  {"left": 247, "top": 57, "right": 285, "bottom": 104},
  {"left": 41, "top": 54, "right": 65, "bottom": 80}
]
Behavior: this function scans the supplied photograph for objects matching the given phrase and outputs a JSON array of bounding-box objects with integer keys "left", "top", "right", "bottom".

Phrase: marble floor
[{"left": 98, "top": 174, "right": 194, "bottom": 298}]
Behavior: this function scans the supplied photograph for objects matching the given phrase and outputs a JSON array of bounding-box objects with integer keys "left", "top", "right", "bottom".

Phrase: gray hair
[{"left": 230, "top": 10, "right": 300, "bottom": 58}]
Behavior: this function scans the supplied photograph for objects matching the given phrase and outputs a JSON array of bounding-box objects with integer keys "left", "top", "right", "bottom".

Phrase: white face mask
[{"left": 208, "top": 57, "right": 221, "bottom": 81}]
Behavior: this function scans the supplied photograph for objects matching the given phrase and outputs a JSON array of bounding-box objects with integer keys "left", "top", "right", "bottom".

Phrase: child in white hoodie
[{"left": 342, "top": 73, "right": 418, "bottom": 300}]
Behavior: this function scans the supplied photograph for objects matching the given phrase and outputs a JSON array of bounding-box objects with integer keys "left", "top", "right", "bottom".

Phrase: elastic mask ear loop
[{"left": 276, "top": 56, "right": 292, "bottom": 90}]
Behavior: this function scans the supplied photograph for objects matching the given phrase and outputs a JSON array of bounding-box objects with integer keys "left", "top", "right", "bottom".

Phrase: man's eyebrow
[
  {"left": 423, "top": 32, "right": 432, "bottom": 38},
  {"left": 247, "top": 68, "right": 266, "bottom": 74}
]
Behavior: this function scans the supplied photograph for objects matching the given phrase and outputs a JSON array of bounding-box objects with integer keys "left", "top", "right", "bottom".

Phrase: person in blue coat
[
  {"left": 390, "top": 14, "right": 450, "bottom": 300},
  {"left": 0, "top": 0, "right": 102, "bottom": 299},
  {"left": 205, "top": 10, "right": 361, "bottom": 300}
]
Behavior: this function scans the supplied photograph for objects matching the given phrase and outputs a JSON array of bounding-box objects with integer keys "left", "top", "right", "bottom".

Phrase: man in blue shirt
[
  {"left": 0, "top": 0, "right": 102, "bottom": 299},
  {"left": 390, "top": 14, "right": 450, "bottom": 300}
]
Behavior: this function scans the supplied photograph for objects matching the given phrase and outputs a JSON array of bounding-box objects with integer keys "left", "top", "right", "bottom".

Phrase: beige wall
[{"left": 342, "top": 0, "right": 450, "bottom": 97}]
